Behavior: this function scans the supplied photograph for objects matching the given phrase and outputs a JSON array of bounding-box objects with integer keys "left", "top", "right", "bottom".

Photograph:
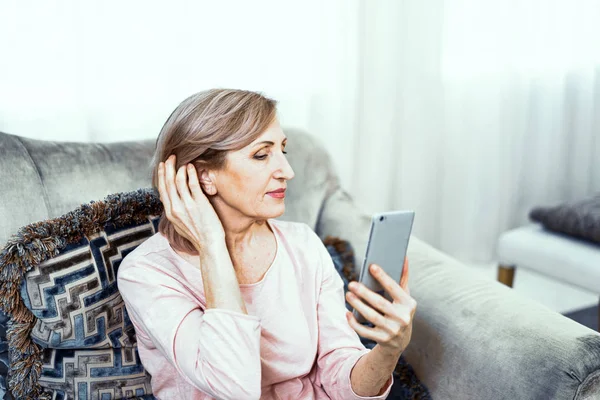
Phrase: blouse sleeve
[
  {"left": 311, "top": 230, "right": 394, "bottom": 399},
  {"left": 117, "top": 255, "right": 262, "bottom": 400}
]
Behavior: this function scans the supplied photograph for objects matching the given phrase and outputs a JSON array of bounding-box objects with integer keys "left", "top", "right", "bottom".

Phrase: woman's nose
[{"left": 275, "top": 154, "right": 295, "bottom": 180}]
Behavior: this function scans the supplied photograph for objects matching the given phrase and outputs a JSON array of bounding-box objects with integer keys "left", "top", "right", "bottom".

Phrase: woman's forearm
[
  {"left": 350, "top": 344, "right": 399, "bottom": 396},
  {"left": 199, "top": 242, "right": 248, "bottom": 314}
]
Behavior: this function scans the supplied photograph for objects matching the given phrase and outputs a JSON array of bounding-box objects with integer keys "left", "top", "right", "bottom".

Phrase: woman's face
[{"left": 209, "top": 119, "right": 295, "bottom": 220}]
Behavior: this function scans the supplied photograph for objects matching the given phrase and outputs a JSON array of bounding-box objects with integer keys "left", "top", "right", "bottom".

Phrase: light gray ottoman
[{"left": 497, "top": 223, "right": 600, "bottom": 329}]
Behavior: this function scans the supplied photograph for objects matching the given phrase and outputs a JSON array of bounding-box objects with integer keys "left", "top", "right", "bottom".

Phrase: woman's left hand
[{"left": 345, "top": 259, "right": 416, "bottom": 354}]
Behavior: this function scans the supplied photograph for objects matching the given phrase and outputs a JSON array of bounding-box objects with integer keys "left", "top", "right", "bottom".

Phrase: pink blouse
[{"left": 117, "top": 219, "right": 393, "bottom": 399}]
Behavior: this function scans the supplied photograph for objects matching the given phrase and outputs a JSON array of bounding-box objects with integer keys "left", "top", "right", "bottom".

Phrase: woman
[{"left": 117, "top": 89, "right": 417, "bottom": 400}]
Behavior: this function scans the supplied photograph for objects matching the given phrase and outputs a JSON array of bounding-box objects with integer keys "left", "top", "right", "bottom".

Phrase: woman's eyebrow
[{"left": 252, "top": 138, "right": 287, "bottom": 147}]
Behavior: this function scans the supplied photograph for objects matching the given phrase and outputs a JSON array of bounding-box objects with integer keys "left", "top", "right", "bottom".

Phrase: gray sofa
[{"left": 1, "top": 129, "right": 600, "bottom": 400}]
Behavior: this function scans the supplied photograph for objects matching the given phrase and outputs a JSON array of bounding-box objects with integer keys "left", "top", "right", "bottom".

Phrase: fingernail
[{"left": 371, "top": 264, "right": 379, "bottom": 272}]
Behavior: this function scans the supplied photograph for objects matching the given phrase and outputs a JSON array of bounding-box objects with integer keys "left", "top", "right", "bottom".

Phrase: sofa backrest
[{"left": 0, "top": 128, "right": 338, "bottom": 247}]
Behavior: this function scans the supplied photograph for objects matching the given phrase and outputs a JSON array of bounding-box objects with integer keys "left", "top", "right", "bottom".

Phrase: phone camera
[{"left": 379, "top": 216, "right": 385, "bottom": 221}]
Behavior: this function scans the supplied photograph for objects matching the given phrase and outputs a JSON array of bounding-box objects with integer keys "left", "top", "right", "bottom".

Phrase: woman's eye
[{"left": 254, "top": 149, "right": 286, "bottom": 160}]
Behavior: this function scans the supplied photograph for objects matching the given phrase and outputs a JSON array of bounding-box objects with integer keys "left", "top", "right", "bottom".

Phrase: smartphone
[{"left": 352, "top": 210, "right": 415, "bottom": 324}]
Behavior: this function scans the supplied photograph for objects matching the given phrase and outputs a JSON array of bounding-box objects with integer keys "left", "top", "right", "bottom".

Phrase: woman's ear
[{"left": 199, "top": 169, "right": 217, "bottom": 195}]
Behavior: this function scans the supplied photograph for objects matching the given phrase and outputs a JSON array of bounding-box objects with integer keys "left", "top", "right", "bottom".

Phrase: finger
[
  {"left": 186, "top": 164, "right": 204, "bottom": 200},
  {"left": 347, "top": 288, "right": 409, "bottom": 337},
  {"left": 345, "top": 292, "right": 387, "bottom": 327},
  {"left": 157, "top": 162, "right": 172, "bottom": 212},
  {"left": 400, "top": 259, "right": 412, "bottom": 297},
  {"left": 348, "top": 282, "right": 414, "bottom": 330},
  {"left": 175, "top": 164, "right": 193, "bottom": 203},
  {"left": 165, "top": 155, "right": 183, "bottom": 213},
  {"left": 400, "top": 258, "right": 409, "bottom": 289},
  {"left": 345, "top": 311, "right": 389, "bottom": 343},
  {"left": 370, "top": 264, "right": 409, "bottom": 303},
  {"left": 348, "top": 282, "right": 396, "bottom": 317}
]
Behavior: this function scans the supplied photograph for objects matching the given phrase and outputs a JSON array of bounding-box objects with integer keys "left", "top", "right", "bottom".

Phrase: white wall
[{"left": 0, "top": 0, "right": 361, "bottom": 189}]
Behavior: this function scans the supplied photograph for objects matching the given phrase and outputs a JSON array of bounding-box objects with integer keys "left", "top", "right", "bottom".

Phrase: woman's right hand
[{"left": 157, "top": 154, "right": 226, "bottom": 252}]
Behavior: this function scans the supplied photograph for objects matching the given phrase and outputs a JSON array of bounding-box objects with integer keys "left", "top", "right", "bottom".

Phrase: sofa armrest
[{"left": 406, "top": 237, "right": 600, "bottom": 400}]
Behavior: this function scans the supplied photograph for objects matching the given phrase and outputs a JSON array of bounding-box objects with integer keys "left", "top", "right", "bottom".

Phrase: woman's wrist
[
  {"left": 193, "top": 233, "right": 226, "bottom": 254},
  {"left": 197, "top": 242, "right": 247, "bottom": 313},
  {"left": 373, "top": 342, "right": 404, "bottom": 360},
  {"left": 351, "top": 345, "right": 399, "bottom": 396}
]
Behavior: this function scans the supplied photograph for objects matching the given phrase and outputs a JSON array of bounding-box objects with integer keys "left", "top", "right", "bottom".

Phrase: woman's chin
[{"left": 264, "top": 204, "right": 285, "bottom": 219}]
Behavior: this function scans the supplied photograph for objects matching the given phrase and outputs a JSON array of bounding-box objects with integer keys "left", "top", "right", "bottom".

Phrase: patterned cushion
[
  {"left": 38, "top": 347, "right": 151, "bottom": 399},
  {"left": 22, "top": 218, "right": 161, "bottom": 399},
  {"left": 0, "top": 310, "right": 10, "bottom": 400},
  {"left": 0, "top": 188, "right": 430, "bottom": 400},
  {"left": 0, "top": 189, "right": 162, "bottom": 400},
  {"left": 21, "top": 219, "right": 160, "bottom": 349}
]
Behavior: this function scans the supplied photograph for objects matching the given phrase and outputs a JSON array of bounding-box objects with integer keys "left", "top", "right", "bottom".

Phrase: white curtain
[
  {"left": 1, "top": 0, "right": 599, "bottom": 262},
  {"left": 352, "top": 0, "right": 600, "bottom": 262}
]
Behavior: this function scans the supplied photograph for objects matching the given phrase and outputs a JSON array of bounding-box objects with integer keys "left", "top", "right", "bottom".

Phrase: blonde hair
[{"left": 151, "top": 88, "right": 278, "bottom": 254}]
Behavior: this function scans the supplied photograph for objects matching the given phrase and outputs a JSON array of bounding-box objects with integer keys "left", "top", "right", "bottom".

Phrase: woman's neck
[
  {"left": 212, "top": 207, "right": 269, "bottom": 254},
  {"left": 223, "top": 219, "right": 269, "bottom": 253}
]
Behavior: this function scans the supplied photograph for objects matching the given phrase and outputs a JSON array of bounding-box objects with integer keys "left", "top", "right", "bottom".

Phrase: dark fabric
[
  {"left": 0, "top": 310, "right": 12, "bottom": 400},
  {"left": 564, "top": 305, "right": 599, "bottom": 332},
  {"left": 530, "top": 193, "right": 600, "bottom": 245}
]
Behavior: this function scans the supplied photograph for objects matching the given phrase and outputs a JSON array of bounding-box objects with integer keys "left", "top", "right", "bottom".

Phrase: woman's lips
[{"left": 267, "top": 190, "right": 285, "bottom": 199}]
